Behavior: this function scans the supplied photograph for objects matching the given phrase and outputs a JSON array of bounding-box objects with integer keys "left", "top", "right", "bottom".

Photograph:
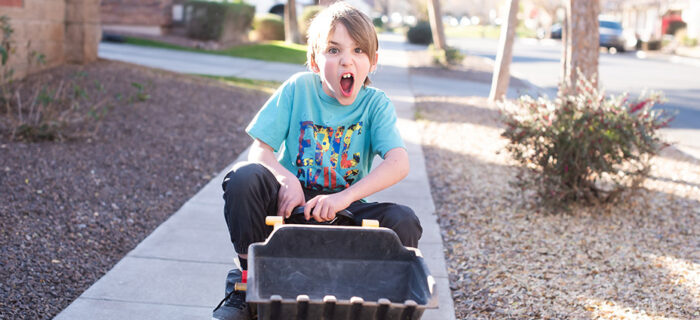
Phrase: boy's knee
[
  {"left": 383, "top": 204, "right": 422, "bottom": 246},
  {"left": 222, "top": 162, "right": 269, "bottom": 194}
]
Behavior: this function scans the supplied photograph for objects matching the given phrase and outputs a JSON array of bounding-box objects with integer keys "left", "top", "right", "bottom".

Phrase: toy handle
[
  {"left": 287, "top": 206, "right": 355, "bottom": 226},
  {"left": 290, "top": 206, "right": 353, "bottom": 219}
]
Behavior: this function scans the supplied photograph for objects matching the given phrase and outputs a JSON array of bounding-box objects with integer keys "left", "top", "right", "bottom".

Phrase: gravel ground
[
  {"left": 416, "top": 96, "right": 699, "bottom": 319},
  {"left": 406, "top": 51, "right": 530, "bottom": 89},
  {"left": 0, "top": 61, "right": 267, "bottom": 319}
]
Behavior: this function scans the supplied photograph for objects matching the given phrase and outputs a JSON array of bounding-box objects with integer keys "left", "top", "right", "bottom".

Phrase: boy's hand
[
  {"left": 304, "top": 192, "right": 353, "bottom": 222},
  {"left": 276, "top": 176, "right": 305, "bottom": 218}
]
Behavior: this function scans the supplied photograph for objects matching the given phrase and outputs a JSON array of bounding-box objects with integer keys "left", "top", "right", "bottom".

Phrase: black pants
[{"left": 222, "top": 162, "right": 422, "bottom": 254}]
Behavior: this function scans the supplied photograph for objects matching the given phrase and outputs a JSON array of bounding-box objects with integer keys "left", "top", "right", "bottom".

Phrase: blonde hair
[{"left": 306, "top": 2, "right": 378, "bottom": 86}]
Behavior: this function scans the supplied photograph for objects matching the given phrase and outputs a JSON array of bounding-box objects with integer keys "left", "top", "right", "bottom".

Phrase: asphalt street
[
  {"left": 448, "top": 37, "right": 700, "bottom": 158},
  {"left": 449, "top": 37, "right": 700, "bottom": 128}
]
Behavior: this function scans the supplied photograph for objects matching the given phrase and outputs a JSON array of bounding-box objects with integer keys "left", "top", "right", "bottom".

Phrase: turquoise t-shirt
[{"left": 246, "top": 72, "right": 405, "bottom": 192}]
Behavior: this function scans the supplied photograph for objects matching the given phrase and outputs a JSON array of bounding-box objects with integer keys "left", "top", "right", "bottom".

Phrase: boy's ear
[
  {"left": 369, "top": 52, "right": 379, "bottom": 73},
  {"left": 309, "top": 57, "right": 320, "bottom": 73}
]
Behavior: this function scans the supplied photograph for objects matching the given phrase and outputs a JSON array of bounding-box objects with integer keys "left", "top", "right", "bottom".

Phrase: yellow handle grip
[
  {"left": 362, "top": 219, "right": 379, "bottom": 228},
  {"left": 265, "top": 216, "right": 284, "bottom": 226}
]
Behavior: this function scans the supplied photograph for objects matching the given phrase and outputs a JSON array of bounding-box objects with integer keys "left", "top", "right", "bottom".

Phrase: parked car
[
  {"left": 599, "top": 19, "right": 625, "bottom": 52},
  {"left": 550, "top": 23, "right": 562, "bottom": 39},
  {"left": 549, "top": 19, "right": 628, "bottom": 52}
]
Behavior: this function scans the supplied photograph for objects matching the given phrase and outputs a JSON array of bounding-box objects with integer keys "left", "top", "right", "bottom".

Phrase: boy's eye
[
  {"left": 355, "top": 48, "right": 363, "bottom": 54},
  {"left": 328, "top": 47, "right": 339, "bottom": 54}
]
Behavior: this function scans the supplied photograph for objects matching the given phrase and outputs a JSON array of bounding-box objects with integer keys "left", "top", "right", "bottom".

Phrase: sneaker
[{"left": 212, "top": 268, "right": 251, "bottom": 320}]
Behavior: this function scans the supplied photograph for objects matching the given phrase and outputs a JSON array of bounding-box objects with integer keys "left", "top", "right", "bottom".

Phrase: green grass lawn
[
  {"left": 444, "top": 25, "right": 537, "bottom": 39},
  {"left": 199, "top": 75, "right": 281, "bottom": 94},
  {"left": 124, "top": 37, "right": 308, "bottom": 65},
  {"left": 445, "top": 25, "right": 502, "bottom": 39}
]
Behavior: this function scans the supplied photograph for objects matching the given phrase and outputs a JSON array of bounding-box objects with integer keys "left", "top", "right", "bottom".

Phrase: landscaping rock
[{"left": 0, "top": 60, "right": 267, "bottom": 319}]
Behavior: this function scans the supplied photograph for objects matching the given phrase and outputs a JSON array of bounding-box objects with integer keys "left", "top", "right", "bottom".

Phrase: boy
[{"left": 212, "top": 2, "right": 422, "bottom": 319}]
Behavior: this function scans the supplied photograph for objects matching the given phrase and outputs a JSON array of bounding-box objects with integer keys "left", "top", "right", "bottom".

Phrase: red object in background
[
  {"left": 662, "top": 13, "right": 684, "bottom": 35},
  {"left": 241, "top": 270, "right": 247, "bottom": 283},
  {"left": 0, "top": 0, "right": 23, "bottom": 7}
]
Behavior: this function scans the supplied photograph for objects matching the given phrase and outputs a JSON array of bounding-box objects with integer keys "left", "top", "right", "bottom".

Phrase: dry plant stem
[
  {"left": 27, "top": 87, "right": 37, "bottom": 124},
  {"left": 54, "top": 80, "right": 64, "bottom": 102},
  {"left": 45, "top": 80, "right": 65, "bottom": 124},
  {"left": 88, "top": 97, "right": 109, "bottom": 136},
  {"left": 3, "top": 88, "right": 9, "bottom": 116},
  {"left": 28, "top": 85, "right": 40, "bottom": 122},
  {"left": 15, "top": 90, "right": 21, "bottom": 123}
]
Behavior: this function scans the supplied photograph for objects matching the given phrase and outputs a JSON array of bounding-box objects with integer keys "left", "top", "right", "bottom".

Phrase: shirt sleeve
[
  {"left": 370, "top": 96, "right": 405, "bottom": 158},
  {"left": 245, "top": 79, "right": 294, "bottom": 152}
]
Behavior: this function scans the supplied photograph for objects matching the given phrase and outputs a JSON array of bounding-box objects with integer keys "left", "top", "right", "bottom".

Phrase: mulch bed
[
  {"left": 406, "top": 51, "right": 530, "bottom": 89},
  {"left": 0, "top": 60, "right": 267, "bottom": 319},
  {"left": 416, "top": 96, "right": 699, "bottom": 319}
]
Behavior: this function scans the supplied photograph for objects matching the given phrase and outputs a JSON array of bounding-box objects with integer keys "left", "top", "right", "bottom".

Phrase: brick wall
[
  {"left": 2, "top": 0, "right": 66, "bottom": 80},
  {"left": 101, "top": 0, "right": 173, "bottom": 27},
  {"left": 65, "top": 0, "right": 100, "bottom": 63},
  {"left": 0, "top": 0, "right": 99, "bottom": 81}
]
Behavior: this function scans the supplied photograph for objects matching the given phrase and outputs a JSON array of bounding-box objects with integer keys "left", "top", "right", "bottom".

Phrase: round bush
[
  {"left": 299, "top": 5, "right": 324, "bottom": 43},
  {"left": 501, "top": 75, "right": 674, "bottom": 206},
  {"left": 373, "top": 17, "right": 384, "bottom": 29},
  {"left": 407, "top": 21, "right": 433, "bottom": 45},
  {"left": 666, "top": 20, "right": 687, "bottom": 35},
  {"left": 251, "top": 14, "right": 284, "bottom": 41}
]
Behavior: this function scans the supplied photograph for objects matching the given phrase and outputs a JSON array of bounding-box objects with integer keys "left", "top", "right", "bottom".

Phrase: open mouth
[{"left": 340, "top": 72, "right": 354, "bottom": 97}]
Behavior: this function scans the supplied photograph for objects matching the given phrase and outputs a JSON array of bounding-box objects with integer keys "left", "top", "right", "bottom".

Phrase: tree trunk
[
  {"left": 427, "top": 0, "right": 447, "bottom": 50},
  {"left": 561, "top": 0, "right": 599, "bottom": 94},
  {"left": 285, "top": 0, "right": 302, "bottom": 44},
  {"left": 489, "top": 0, "right": 519, "bottom": 101}
]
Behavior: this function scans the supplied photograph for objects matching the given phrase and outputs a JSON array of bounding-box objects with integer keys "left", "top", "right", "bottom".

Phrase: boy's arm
[
  {"left": 303, "top": 147, "right": 409, "bottom": 222},
  {"left": 248, "top": 139, "right": 305, "bottom": 217}
]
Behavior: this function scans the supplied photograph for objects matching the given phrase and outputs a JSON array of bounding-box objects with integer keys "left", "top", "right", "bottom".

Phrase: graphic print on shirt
[{"left": 296, "top": 120, "right": 363, "bottom": 191}]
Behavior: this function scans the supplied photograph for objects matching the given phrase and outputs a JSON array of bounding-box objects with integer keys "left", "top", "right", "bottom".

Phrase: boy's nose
[{"left": 339, "top": 53, "right": 353, "bottom": 66}]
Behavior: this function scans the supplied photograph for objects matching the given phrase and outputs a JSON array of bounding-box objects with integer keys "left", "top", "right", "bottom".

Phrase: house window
[{"left": 0, "top": 0, "right": 23, "bottom": 7}]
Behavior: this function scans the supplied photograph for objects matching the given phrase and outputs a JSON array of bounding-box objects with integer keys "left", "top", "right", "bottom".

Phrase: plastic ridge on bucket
[{"left": 247, "top": 224, "right": 438, "bottom": 320}]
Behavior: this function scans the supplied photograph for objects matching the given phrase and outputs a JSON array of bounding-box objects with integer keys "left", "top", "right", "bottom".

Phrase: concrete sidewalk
[{"left": 55, "top": 34, "right": 457, "bottom": 319}]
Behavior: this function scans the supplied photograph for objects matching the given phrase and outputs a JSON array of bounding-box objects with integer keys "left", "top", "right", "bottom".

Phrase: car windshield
[{"left": 599, "top": 20, "right": 622, "bottom": 30}]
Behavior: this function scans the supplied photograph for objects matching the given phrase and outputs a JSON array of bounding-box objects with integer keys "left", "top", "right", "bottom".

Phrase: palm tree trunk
[
  {"left": 561, "top": 0, "right": 599, "bottom": 94},
  {"left": 489, "top": 0, "right": 519, "bottom": 101},
  {"left": 427, "top": 0, "right": 447, "bottom": 50},
  {"left": 285, "top": 0, "right": 302, "bottom": 44}
]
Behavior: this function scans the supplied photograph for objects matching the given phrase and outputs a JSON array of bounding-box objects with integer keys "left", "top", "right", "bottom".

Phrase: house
[
  {"left": 0, "top": 0, "right": 100, "bottom": 81},
  {"left": 99, "top": 0, "right": 375, "bottom": 38},
  {"left": 244, "top": 0, "right": 372, "bottom": 16},
  {"left": 101, "top": 0, "right": 174, "bottom": 36},
  {"left": 609, "top": 0, "right": 699, "bottom": 42}
]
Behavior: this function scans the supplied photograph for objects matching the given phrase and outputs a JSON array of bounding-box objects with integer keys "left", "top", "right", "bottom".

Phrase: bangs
[{"left": 338, "top": 17, "right": 378, "bottom": 65}]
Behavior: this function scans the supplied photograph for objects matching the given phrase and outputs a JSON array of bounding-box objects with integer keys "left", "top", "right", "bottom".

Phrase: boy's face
[{"left": 311, "top": 23, "right": 378, "bottom": 106}]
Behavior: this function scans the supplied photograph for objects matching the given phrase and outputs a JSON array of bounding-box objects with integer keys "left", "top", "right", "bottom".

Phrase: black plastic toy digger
[{"left": 235, "top": 207, "right": 438, "bottom": 320}]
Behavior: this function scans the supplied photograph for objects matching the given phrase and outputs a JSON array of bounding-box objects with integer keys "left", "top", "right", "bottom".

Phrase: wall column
[{"left": 64, "top": 0, "right": 100, "bottom": 64}]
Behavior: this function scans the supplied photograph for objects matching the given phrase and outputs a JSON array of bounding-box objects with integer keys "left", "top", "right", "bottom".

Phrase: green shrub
[
  {"left": 666, "top": 20, "right": 687, "bottom": 35},
  {"left": 501, "top": 74, "right": 674, "bottom": 206},
  {"left": 299, "top": 5, "right": 323, "bottom": 42},
  {"left": 372, "top": 17, "right": 384, "bottom": 29},
  {"left": 184, "top": 0, "right": 254, "bottom": 44},
  {"left": 406, "top": 21, "right": 432, "bottom": 45},
  {"left": 252, "top": 14, "right": 284, "bottom": 41},
  {"left": 643, "top": 40, "right": 662, "bottom": 50},
  {"left": 429, "top": 44, "right": 464, "bottom": 66},
  {"left": 1, "top": 71, "right": 123, "bottom": 142}
]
